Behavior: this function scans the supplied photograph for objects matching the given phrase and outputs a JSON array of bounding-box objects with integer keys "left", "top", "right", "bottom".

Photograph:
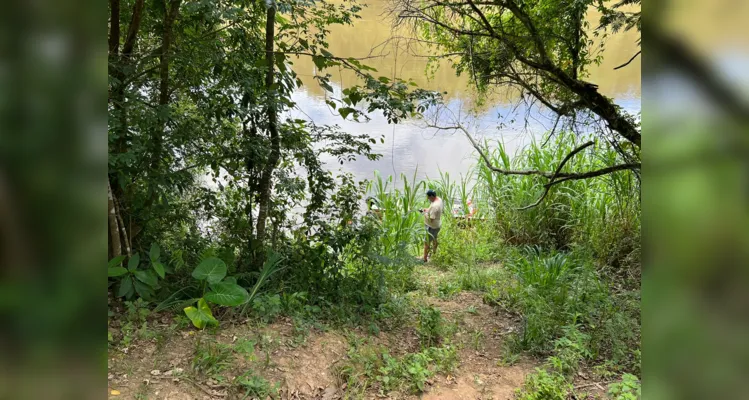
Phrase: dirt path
[{"left": 108, "top": 270, "right": 538, "bottom": 399}]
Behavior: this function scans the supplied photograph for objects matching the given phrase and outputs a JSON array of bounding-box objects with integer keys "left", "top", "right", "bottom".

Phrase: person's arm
[{"left": 427, "top": 205, "right": 438, "bottom": 224}]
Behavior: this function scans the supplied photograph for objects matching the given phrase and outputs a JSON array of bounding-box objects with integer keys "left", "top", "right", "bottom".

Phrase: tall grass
[
  {"left": 366, "top": 130, "right": 639, "bottom": 279},
  {"left": 473, "top": 131, "right": 640, "bottom": 277},
  {"left": 366, "top": 170, "right": 427, "bottom": 257}
]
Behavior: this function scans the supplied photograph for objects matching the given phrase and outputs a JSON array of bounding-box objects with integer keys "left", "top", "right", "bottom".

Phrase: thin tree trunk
[
  {"left": 108, "top": 180, "right": 122, "bottom": 259},
  {"left": 108, "top": 0, "right": 120, "bottom": 58},
  {"left": 151, "top": 0, "right": 182, "bottom": 171},
  {"left": 108, "top": 0, "right": 145, "bottom": 256},
  {"left": 255, "top": 1, "right": 280, "bottom": 246},
  {"left": 114, "top": 190, "right": 131, "bottom": 257},
  {"left": 110, "top": 0, "right": 145, "bottom": 146}
]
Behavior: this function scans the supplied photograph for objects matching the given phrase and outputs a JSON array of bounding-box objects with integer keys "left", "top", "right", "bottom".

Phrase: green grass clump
[{"left": 335, "top": 338, "right": 458, "bottom": 396}]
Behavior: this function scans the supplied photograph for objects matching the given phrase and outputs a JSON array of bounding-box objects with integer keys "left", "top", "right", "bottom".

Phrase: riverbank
[{"left": 108, "top": 260, "right": 628, "bottom": 399}]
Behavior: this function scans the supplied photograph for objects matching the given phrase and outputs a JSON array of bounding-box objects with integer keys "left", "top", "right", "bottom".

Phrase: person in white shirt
[{"left": 421, "top": 189, "right": 443, "bottom": 262}]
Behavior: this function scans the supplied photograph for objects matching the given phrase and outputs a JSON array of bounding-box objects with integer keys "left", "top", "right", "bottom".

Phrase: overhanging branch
[{"left": 427, "top": 122, "right": 640, "bottom": 209}]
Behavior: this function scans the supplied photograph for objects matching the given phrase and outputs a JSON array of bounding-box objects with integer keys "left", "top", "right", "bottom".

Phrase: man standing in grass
[{"left": 422, "top": 189, "right": 444, "bottom": 262}]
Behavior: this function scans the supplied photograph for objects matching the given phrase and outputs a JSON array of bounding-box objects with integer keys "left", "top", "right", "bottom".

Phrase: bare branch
[
  {"left": 517, "top": 140, "right": 593, "bottom": 210},
  {"left": 614, "top": 50, "right": 641, "bottom": 70},
  {"left": 423, "top": 120, "right": 639, "bottom": 209}
]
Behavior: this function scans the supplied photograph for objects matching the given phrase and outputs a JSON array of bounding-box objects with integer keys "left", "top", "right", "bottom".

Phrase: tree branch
[
  {"left": 517, "top": 140, "right": 593, "bottom": 210},
  {"left": 614, "top": 50, "right": 641, "bottom": 70},
  {"left": 122, "top": 0, "right": 146, "bottom": 58},
  {"left": 425, "top": 121, "right": 639, "bottom": 209}
]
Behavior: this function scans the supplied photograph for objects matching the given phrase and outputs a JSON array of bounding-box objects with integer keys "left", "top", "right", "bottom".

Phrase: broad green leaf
[
  {"left": 223, "top": 276, "right": 237, "bottom": 285},
  {"left": 134, "top": 280, "right": 155, "bottom": 300},
  {"left": 152, "top": 261, "right": 165, "bottom": 279},
  {"left": 339, "top": 107, "right": 355, "bottom": 120},
  {"left": 118, "top": 276, "right": 134, "bottom": 298},
  {"left": 108, "top": 267, "right": 128, "bottom": 277},
  {"left": 134, "top": 270, "right": 158, "bottom": 287},
  {"left": 192, "top": 257, "right": 227, "bottom": 283},
  {"left": 205, "top": 282, "right": 250, "bottom": 306},
  {"left": 128, "top": 253, "right": 140, "bottom": 272},
  {"left": 149, "top": 243, "right": 161, "bottom": 261},
  {"left": 184, "top": 298, "right": 218, "bottom": 329},
  {"left": 108, "top": 255, "right": 126, "bottom": 269},
  {"left": 312, "top": 55, "right": 326, "bottom": 70}
]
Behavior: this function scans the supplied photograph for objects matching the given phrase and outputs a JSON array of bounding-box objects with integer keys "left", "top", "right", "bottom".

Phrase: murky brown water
[{"left": 287, "top": 0, "right": 642, "bottom": 183}]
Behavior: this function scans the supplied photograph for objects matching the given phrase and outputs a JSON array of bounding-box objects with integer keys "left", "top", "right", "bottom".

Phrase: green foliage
[
  {"left": 233, "top": 338, "right": 257, "bottom": 362},
  {"left": 192, "top": 337, "right": 233, "bottom": 377},
  {"left": 436, "top": 280, "right": 461, "bottom": 299},
  {"left": 484, "top": 247, "right": 638, "bottom": 366},
  {"left": 250, "top": 294, "right": 282, "bottom": 323},
  {"left": 607, "top": 373, "right": 641, "bottom": 400},
  {"left": 474, "top": 132, "right": 640, "bottom": 278},
  {"left": 184, "top": 298, "right": 219, "bottom": 329},
  {"left": 336, "top": 338, "right": 457, "bottom": 395},
  {"left": 109, "top": 245, "right": 167, "bottom": 301},
  {"left": 234, "top": 372, "right": 280, "bottom": 399},
  {"left": 516, "top": 368, "right": 573, "bottom": 400},
  {"left": 366, "top": 170, "right": 427, "bottom": 258},
  {"left": 192, "top": 257, "right": 228, "bottom": 284},
  {"left": 416, "top": 306, "right": 445, "bottom": 348}
]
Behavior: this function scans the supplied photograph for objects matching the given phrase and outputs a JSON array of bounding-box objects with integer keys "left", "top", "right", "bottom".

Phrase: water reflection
[{"left": 288, "top": 0, "right": 642, "bottom": 183}]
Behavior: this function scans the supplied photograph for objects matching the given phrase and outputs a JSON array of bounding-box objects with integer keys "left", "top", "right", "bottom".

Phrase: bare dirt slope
[{"left": 108, "top": 272, "right": 538, "bottom": 399}]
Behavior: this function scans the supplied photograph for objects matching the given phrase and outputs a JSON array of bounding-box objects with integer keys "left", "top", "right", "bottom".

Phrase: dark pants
[{"left": 426, "top": 226, "right": 440, "bottom": 242}]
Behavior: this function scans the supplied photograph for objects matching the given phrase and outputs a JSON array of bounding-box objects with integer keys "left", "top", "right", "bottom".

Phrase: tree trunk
[
  {"left": 108, "top": 0, "right": 120, "bottom": 58},
  {"left": 108, "top": 180, "right": 122, "bottom": 259},
  {"left": 151, "top": 0, "right": 182, "bottom": 171},
  {"left": 108, "top": 0, "right": 145, "bottom": 258},
  {"left": 255, "top": 1, "right": 280, "bottom": 246}
]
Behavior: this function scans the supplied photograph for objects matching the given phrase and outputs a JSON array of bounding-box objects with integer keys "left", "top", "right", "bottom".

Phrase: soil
[{"left": 108, "top": 267, "right": 543, "bottom": 400}]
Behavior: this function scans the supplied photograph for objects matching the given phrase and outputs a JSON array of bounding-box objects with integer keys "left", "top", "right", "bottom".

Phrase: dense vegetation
[{"left": 108, "top": 0, "right": 640, "bottom": 398}]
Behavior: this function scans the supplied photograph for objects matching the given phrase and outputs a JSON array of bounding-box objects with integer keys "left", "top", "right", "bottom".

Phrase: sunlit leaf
[{"left": 184, "top": 298, "right": 219, "bottom": 329}]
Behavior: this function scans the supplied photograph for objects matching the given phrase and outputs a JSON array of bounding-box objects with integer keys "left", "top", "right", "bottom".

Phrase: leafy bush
[
  {"left": 488, "top": 250, "right": 639, "bottom": 365},
  {"left": 607, "top": 373, "right": 641, "bottom": 400},
  {"left": 108, "top": 244, "right": 167, "bottom": 301},
  {"left": 251, "top": 294, "right": 282, "bottom": 323},
  {"left": 416, "top": 306, "right": 445, "bottom": 348},
  {"left": 516, "top": 368, "right": 572, "bottom": 400}
]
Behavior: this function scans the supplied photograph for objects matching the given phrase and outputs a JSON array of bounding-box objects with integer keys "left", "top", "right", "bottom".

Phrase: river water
[{"left": 286, "top": 0, "right": 642, "bottom": 184}]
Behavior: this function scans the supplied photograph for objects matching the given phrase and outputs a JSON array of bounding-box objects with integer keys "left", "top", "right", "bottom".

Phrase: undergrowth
[{"left": 335, "top": 336, "right": 458, "bottom": 396}]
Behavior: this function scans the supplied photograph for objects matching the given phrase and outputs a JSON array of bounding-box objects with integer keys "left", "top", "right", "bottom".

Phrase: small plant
[
  {"left": 607, "top": 373, "right": 641, "bottom": 400},
  {"left": 335, "top": 339, "right": 457, "bottom": 395},
  {"left": 235, "top": 372, "right": 279, "bottom": 399},
  {"left": 251, "top": 294, "right": 282, "bottom": 323},
  {"left": 470, "top": 329, "right": 485, "bottom": 351},
  {"left": 416, "top": 306, "right": 444, "bottom": 348},
  {"left": 549, "top": 326, "right": 591, "bottom": 376},
  {"left": 436, "top": 281, "right": 460, "bottom": 299},
  {"left": 234, "top": 338, "right": 257, "bottom": 361},
  {"left": 125, "top": 298, "right": 151, "bottom": 322},
  {"left": 192, "top": 338, "right": 233, "bottom": 377},
  {"left": 516, "top": 368, "right": 573, "bottom": 400},
  {"left": 466, "top": 305, "right": 478, "bottom": 315},
  {"left": 182, "top": 257, "right": 249, "bottom": 329},
  {"left": 498, "top": 351, "right": 520, "bottom": 367},
  {"left": 402, "top": 352, "right": 431, "bottom": 392},
  {"left": 108, "top": 244, "right": 167, "bottom": 300}
]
